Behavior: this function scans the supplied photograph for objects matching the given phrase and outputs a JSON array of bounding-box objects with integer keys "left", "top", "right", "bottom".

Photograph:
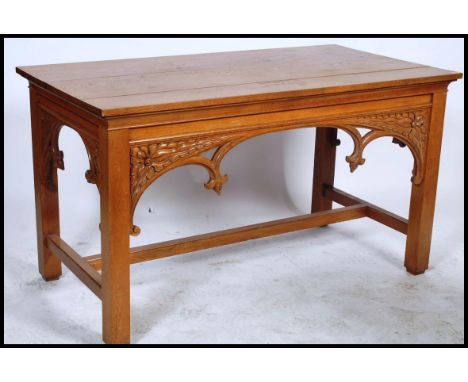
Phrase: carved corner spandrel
[
  {"left": 39, "top": 108, "right": 101, "bottom": 192},
  {"left": 83, "top": 140, "right": 100, "bottom": 189},
  {"left": 129, "top": 134, "right": 240, "bottom": 235},
  {"left": 39, "top": 110, "right": 64, "bottom": 191},
  {"left": 329, "top": 109, "right": 430, "bottom": 185}
]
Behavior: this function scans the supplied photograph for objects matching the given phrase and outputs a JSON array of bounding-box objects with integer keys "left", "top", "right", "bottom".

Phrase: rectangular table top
[{"left": 17, "top": 44, "right": 462, "bottom": 118}]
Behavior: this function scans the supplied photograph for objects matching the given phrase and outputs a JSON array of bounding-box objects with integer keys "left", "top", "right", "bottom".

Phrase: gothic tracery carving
[
  {"left": 40, "top": 109, "right": 100, "bottom": 191},
  {"left": 129, "top": 134, "right": 243, "bottom": 234},
  {"left": 129, "top": 108, "right": 429, "bottom": 235},
  {"left": 330, "top": 109, "right": 429, "bottom": 184}
]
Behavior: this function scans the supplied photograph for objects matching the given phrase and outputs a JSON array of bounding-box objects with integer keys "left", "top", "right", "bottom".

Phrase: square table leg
[
  {"left": 99, "top": 129, "right": 131, "bottom": 344},
  {"left": 29, "top": 91, "right": 62, "bottom": 281},
  {"left": 405, "top": 91, "right": 449, "bottom": 275},
  {"left": 312, "top": 127, "right": 338, "bottom": 213}
]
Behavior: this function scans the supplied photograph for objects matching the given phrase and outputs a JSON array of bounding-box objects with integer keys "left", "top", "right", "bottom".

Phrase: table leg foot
[
  {"left": 406, "top": 267, "right": 426, "bottom": 276},
  {"left": 41, "top": 274, "right": 61, "bottom": 282},
  {"left": 404, "top": 92, "right": 448, "bottom": 275}
]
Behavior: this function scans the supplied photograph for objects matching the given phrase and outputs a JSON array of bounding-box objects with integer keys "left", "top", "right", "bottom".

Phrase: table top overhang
[{"left": 17, "top": 44, "right": 462, "bottom": 118}]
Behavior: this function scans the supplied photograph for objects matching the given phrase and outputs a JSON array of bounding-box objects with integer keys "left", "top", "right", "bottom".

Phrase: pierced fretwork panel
[{"left": 129, "top": 108, "right": 430, "bottom": 235}]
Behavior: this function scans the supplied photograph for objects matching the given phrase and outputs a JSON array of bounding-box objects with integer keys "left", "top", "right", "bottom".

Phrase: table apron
[{"left": 128, "top": 94, "right": 432, "bottom": 141}]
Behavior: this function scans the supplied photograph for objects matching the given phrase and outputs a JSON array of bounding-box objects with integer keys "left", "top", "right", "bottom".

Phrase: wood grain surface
[{"left": 17, "top": 45, "right": 462, "bottom": 117}]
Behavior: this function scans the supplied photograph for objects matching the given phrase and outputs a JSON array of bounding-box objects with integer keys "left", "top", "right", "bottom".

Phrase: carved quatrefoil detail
[{"left": 129, "top": 108, "right": 429, "bottom": 235}]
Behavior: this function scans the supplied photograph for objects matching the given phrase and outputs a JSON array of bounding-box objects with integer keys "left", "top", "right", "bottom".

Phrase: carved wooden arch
[
  {"left": 40, "top": 108, "right": 100, "bottom": 191},
  {"left": 324, "top": 109, "right": 429, "bottom": 184},
  {"left": 129, "top": 108, "right": 430, "bottom": 235}
]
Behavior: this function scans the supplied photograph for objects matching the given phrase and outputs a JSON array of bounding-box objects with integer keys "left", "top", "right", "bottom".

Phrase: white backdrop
[{"left": 4, "top": 38, "right": 464, "bottom": 344}]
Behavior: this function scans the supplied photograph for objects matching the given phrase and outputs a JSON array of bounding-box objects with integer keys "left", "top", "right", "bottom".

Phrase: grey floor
[
  {"left": 4, "top": 127, "right": 465, "bottom": 345},
  {"left": 4, "top": 195, "right": 464, "bottom": 344}
]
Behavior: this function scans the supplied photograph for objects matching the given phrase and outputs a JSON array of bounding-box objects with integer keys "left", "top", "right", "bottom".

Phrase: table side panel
[
  {"left": 128, "top": 93, "right": 433, "bottom": 141},
  {"left": 125, "top": 90, "right": 438, "bottom": 235}
]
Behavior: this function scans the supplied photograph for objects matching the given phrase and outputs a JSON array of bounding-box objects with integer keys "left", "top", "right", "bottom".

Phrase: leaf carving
[{"left": 129, "top": 108, "right": 430, "bottom": 235}]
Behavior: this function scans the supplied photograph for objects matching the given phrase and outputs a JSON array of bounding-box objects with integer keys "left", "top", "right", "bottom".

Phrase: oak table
[{"left": 17, "top": 45, "right": 462, "bottom": 344}]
